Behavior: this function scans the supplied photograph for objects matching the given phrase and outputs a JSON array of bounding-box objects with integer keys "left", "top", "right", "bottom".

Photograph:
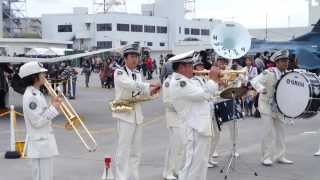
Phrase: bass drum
[{"left": 275, "top": 71, "right": 320, "bottom": 118}]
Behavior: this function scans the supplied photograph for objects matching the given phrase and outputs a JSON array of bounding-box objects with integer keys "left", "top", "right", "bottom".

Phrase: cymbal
[{"left": 220, "top": 87, "right": 247, "bottom": 99}]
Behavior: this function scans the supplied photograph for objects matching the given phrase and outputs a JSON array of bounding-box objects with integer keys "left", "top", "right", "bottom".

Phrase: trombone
[{"left": 43, "top": 78, "right": 98, "bottom": 152}]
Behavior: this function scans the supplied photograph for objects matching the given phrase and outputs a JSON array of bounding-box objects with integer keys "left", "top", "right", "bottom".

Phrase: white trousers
[
  {"left": 210, "top": 116, "right": 220, "bottom": 155},
  {"left": 179, "top": 128, "right": 211, "bottom": 180},
  {"left": 31, "top": 158, "right": 53, "bottom": 180},
  {"left": 261, "top": 113, "right": 286, "bottom": 161},
  {"left": 163, "top": 127, "right": 185, "bottom": 177},
  {"left": 115, "top": 120, "right": 142, "bottom": 180}
]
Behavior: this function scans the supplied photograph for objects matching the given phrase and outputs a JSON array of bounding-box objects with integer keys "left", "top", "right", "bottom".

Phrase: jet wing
[{"left": 0, "top": 47, "right": 122, "bottom": 64}]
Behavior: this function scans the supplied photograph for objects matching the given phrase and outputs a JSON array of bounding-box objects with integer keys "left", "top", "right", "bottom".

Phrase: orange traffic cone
[{"left": 101, "top": 156, "right": 115, "bottom": 180}]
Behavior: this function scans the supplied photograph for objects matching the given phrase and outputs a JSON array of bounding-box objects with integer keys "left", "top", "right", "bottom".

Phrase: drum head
[{"left": 276, "top": 72, "right": 310, "bottom": 118}]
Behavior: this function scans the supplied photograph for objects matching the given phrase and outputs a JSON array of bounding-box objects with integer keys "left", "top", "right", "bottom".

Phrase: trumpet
[
  {"left": 193, "top": 68, "right": 247, "bottom": 82},
  {"left": 43, "top": 78, "right": 98, "bottom": 152}
]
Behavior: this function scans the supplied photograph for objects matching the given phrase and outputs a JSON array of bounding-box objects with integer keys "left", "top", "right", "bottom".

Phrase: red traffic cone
[{"left": 101, "top": 156, "right": 114, "bottom": 180}]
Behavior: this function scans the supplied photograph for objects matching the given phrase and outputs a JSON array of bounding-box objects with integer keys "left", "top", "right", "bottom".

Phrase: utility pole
[
  {"left": 265, "top": 13, "right": 268, "bottom": 41},
  {"left": 104, "top": 0, "right": 106, "bottom": 13}
]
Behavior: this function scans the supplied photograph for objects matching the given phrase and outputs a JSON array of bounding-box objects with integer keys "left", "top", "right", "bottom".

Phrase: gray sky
[{"left": 26, "top": 0, "right": 311, "bottom": 28}]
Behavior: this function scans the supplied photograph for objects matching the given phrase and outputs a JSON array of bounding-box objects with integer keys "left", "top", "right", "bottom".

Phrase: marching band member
[
  {"left": 251, "top": 49, "right": 293, "bottom": 166},
  {"left": 193, "top": 59, "right": 219, "bottom": 167},
  {"left": 209, "top": 57, "right": 226, "bottom": 159},
  {"left": 169, "top": 51, "right": 220, "bottom": 180},
  {"left": 162, "top": 74, "right": 184, "bottom": 180},
  {"left": 113, "top": 44, "right": 161, "bottom": 180},
  {"left": 19, "top": 61, "right": 62, "bottom": 180},
  {"left": 210, "top": 57, "right": 240, "bottom": 160}
]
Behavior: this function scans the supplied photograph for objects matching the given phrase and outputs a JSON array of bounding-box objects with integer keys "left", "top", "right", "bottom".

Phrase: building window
[
  {"left": 157, "top": 26, "right": 167, "bottom": 34},
  {"left": 97, "top": 23, "right": 112, "bottom": 31},
  {"left": 131, "top": 24, "right": 143, "bottom": 32},
  {"left": 184, "top": 28, "right": 190, "bottom": 35},
  {"left": 191, "top": 28, "right": 200, "bottom": 35},
  {"left": 97, "top": 41, "right": 112, "bottom": 49},
  {"left": 144, "top": 25, "right": 155, "bottom": 33},
  {"left": 120, "top": 41, "right": 127, "bottom": 46},
  {"left": 147, "top": 42, "right": 153, "bottom": 46},
  {"left": 201, "top": 29, "right": 210, "bottom": 36},
  {"left": 179, "top": 27, "right": 181, "bottom": 34},
  {"left": 117, "top": 24, "right": 130, "bottom": 31},
  {"left": 160, "top": 42, "right": 165, "bottom": 47},
  {"left": 85, "top": 23, "right": 91, "bottom": 31},
  {"left": 58, "top": 25, "right": 72, "bottom": 32},
  {"left": 24, "top": 48, "right": 32, "bottom": 53}
]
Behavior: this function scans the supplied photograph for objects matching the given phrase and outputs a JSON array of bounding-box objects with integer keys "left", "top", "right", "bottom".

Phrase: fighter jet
[
  {"left": 251, "top": 19, "right": 320, "bottom": 56},
  {"left": 250, "top": 19, "right": 320, "bottom": 70}
]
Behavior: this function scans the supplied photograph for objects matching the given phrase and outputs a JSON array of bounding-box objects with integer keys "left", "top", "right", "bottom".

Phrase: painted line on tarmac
[
  {"left": 53, "top": 124, "right": 66, "bottom": 129},
  {"left": 57, "top": 154, "right": 102, "bottom": 162},
  {"left": 52, "top": 114, "right": 163, "bottom": 133},
  {"left": 58, "top": 115, "right": 165, "bottom": 159},
  {"left": 142, "top": 115, "right": 164, "bottom": 127},
  {"left": 0, "top": 129, "right": 26, "bottom": 135},
  {"left": 59, "top": 114, "right": 165, "bottom": 149},
  {"left": 86, "top": 115, "right": 164, "bottom": 135},
  {"left": 301, "top": 131, "right": 318, "bottom": 135}
]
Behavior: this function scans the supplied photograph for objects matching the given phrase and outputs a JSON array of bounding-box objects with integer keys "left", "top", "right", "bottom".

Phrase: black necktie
[
  {"left": 131, "top": 73, "right": 140, "bottom": 97},
  {"left": 132, "top": 73, "right": 136, "bottom": 81}
]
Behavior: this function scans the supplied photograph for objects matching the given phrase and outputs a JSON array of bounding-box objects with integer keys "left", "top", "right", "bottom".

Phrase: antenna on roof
[{"left": 93, "top": 0, "right": 127, "bottom": 14}]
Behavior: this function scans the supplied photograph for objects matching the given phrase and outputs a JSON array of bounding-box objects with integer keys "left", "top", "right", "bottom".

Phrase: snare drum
[{"left": 275, "top": 71, "right": 320, "bottom": 118}]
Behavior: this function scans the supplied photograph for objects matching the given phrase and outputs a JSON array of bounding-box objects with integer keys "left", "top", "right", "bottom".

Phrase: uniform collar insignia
[
  {"left": 117, "top": 70, "right": 123, "bottom": 75},
  {"left": 29, "top": 102, "right": 37, "bottom": 110},
  {"left": 180, "top": 81, "right": 187, "bottom": 87}
]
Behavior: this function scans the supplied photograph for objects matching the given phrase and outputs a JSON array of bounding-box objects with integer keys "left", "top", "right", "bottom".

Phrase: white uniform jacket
[
  {"left": 243, "top": 65, "right": 258, "bottom": 85},
  {"left": 112, "top": 66, "right": 150, "bottom": 125},
  {"left": 251, "top": 67, "right": 283, "bottom": 114},
  {"left": 163, "top": 75, "right": 181, "bottom": 128},
  {"left": 169, "top": 73, "right": 218, "bottom": 136},
  {"left": 23, "top": 86, "right": 59, "bottom": 158}
]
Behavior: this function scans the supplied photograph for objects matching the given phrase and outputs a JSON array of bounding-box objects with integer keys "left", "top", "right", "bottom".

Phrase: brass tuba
[
  {"left": 194, "top": 21, "right": 251, "bottom": 80},
  {"left": 194, "top": 22, "right": 251, "bottom": 99},
  {"left": 43, "top": 78, "right": 98, "bottom": 152},
  {"left": 211, "top": 21, "right": 251, "bottom": 61}
]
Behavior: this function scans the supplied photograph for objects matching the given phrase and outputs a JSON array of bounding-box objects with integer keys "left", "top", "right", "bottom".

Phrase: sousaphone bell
[{"left": 211, "top": 22, "right": 251, "bottom": 99}]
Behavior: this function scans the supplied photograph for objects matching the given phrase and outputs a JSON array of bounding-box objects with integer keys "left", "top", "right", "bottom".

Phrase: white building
[
  {"left": 307, "top": 0, "right": 320, "bottom": 26},
  {"left": 41, "top": 0, "right": 320, "bottom": 57},
  {"left": 41, "top": 0, "right": 220, "bottom": 57}
]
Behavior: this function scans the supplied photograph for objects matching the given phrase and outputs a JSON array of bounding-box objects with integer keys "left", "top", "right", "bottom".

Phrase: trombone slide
[{"left": 43, "top": 78, "right": 98, "bottom": 152}]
